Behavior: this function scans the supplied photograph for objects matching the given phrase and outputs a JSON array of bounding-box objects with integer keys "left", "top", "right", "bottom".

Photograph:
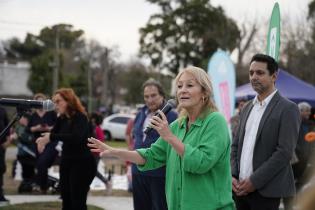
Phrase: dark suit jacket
[{"left": 231, "top": 92, "right": 301, "bottom": 197}]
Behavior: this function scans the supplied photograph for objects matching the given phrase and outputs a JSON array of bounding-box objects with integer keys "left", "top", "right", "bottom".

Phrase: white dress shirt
[{"left": 239, "top": 90, "right": 277, "bottom": 180}]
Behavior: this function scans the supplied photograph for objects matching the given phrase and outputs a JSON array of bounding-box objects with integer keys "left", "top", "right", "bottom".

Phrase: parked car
[{"left": 101, "top": 113, "right": 135, "bottom": 140}]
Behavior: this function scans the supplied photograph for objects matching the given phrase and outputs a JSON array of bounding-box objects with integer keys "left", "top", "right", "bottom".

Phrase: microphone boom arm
[{"left": 0, "top": 107, "right": 29, "bottom": 140}]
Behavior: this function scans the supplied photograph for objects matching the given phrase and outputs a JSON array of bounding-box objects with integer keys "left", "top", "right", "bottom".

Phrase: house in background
[{"left": 0, "top": 60, "right": 32, "bottom": 97}]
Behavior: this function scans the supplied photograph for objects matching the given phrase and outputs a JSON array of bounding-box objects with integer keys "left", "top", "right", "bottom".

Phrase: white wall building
[{"left": 0, "top": 61, "right": 32, "bottom": 96}]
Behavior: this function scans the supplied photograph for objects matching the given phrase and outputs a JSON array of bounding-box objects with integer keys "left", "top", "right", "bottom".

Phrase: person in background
[
  {"left": 36, "top": 88, "right": 97, "bottom": 210},
  {"left": 283, "top": 101, "right": 315, "bottom": 210},
  {"left": 10, "top": 112, "right": 37, "bottom": 193},
  {"left": 90, "top": 112, "right": 112, "bottom": 194},
  {"left": 230, "top": 99, "right": 247, "bottom": 141},
  {"left": 294, "top": 162, "right": 315, "bottom": 210},
  {"left": 0, "top": 106, "right": 12, "bottom": 206},
  {"left": 231, "top": 54, "right": 301, "bottom": 210},
  {"left": 28, "top": 93, "right": 57, "bottom": 193},
  {"left": 88, "top": 66, "right": 234, "bottom": 210},
  {"left": 130, "top": 78, "right": 177, "bottom": 210},
  {"left": 125, "top": 117, "right": 135, "bottom": 192},
  {"left": 294, "top": 101, "right": 315, "bottom": 186}
]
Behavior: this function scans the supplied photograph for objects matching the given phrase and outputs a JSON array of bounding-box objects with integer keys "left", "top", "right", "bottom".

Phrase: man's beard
[{"left": 251, "top": 81, "right": 266, "bottom": 94}]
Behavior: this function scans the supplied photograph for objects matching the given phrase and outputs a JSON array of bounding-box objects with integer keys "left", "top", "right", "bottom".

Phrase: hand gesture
[
  {"left": 88, "top": 137, "right": 113, "bottom": 156},
  {"left": 36, "top": 132, "right": 50, "bottom": 153}
]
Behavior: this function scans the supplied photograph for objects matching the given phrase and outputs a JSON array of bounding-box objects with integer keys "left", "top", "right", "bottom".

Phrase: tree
[
  {"left": 7, "top": 24, "right": 85, "bottom": 95},
  {"left": 120, "top": 60, "right": 174, "bottom": 105},
  {"left": 139, "top": 0, "right": 240, "bottom": 74},
  {"left": 235, "top": 21, "right": 259, "bottom": 85},
  {"left": 279, "top": 2, "right": 315, "bottom": 85},
  {"left": 120, "top": 61, "right": 151, "bottom": 104}
]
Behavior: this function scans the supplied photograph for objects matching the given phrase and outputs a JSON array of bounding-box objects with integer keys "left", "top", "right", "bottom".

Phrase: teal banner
[
  {"left": 207, "top": 50, "right": 236, "bottom": 124},
  {"left": 266, "top": 2, "right": 281, "bottom": 61}
]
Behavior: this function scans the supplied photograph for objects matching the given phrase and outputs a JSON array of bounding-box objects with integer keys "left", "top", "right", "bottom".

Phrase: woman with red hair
[{"left": 36, "top": 88, "right": 96, "bottom": 210}]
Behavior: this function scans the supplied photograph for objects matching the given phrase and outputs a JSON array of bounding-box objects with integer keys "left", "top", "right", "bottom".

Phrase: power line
[
  {"left": 0, "top": 19, "right": 43, "bottom": 26},
  {"left": 0, "top": 0, "right": 13, "bottom": 5}
]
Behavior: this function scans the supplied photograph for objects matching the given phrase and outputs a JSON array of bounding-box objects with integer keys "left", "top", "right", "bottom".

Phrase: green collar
[{"left": 179, "top": 116, "right": 203, "bottom": 129}]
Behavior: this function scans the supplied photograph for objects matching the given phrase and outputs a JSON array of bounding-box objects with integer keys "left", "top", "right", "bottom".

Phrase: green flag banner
[{"left": 266, "top": 2, "right": 281, "bottom": 61}]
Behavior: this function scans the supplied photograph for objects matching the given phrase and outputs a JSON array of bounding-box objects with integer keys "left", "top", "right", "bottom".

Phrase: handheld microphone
[
  {"left": 143, "top": 99, "right": 176, "bottom": 134},
  {"left": 0, "top": 98, "right": 55, "bottom": 111}
]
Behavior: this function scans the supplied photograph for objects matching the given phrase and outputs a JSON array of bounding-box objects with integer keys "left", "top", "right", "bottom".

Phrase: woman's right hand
[{"left": 88, "top": 137, "right": 113, "bottom": 156}]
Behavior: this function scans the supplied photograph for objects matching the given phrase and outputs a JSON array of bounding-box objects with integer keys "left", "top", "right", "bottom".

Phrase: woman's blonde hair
[{"left": 174, "top": 66, "right": 217, "bottom": 118}]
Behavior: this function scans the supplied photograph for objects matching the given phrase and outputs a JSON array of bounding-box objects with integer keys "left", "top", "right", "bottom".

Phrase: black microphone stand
[{"left": 0, "top": 107, "right": 29, "bottom": 140}]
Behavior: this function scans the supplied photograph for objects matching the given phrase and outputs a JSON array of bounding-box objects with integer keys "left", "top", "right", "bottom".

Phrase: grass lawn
[
  {"left": 3, "top": 159, "right": 20, "bottom": 195},
  {"left": 0, "top": 202, "right": 103, "bottom": 210},
  {"left": 106, "top": 140, "right": 127, "bottom": 148}
]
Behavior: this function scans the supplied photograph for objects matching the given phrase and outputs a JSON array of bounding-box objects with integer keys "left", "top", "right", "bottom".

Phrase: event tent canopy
[{"left": 236, "top": 69, "right": 315, "bottom": 107}]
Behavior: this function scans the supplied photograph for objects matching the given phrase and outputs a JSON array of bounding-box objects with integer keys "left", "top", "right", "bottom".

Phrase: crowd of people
[
  {"left": 0, "top": 53, "right": 314, "bottom": 210},
  {"left": 89, "top": 54, "right": 315, "bottom": 210}
]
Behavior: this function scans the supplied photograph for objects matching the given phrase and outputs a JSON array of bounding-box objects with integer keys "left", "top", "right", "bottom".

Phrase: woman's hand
[
  {"left": 150, "top": 110, "right": 185, "bottom": 156},
  {"left": 36, "top": 132, "right": 50, "bottom": 153},
  {"left": 150, "top": 110, "right": 175, "bottom": 142},
  {"left": 87, "top": 137, "right": 113, "bottom": 156}
]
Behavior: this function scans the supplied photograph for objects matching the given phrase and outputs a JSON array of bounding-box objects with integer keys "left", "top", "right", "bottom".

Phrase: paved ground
[
  {"left": 5, "top": 147, "right": 133, "bottom": 210},
  {"left": 6, "top": 195, "right": 133, "bottom": 210}
]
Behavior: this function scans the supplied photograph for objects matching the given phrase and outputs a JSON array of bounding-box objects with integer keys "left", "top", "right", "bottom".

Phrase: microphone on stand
[{"left": 0, "top": 98, "right": 55, "bottom": 111}]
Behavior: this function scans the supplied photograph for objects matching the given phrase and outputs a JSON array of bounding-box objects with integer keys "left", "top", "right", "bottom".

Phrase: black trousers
[
  {"left": 17, "top": 156, "right": 36, "bottom": 181},
  {"left": 0, "top": 148, "right": 6, "bottom": 197},
  {"left": 93, "top": 156, "right": 108, "bottom": 184},
  {"left": 233, "top": 191, "right": 281, "bottom": 210},
  {"left": 60, "top": 155, "right": 96, "bottom": 210},
  {"left": 132, "top": 174, "right": 168, "bottom": 210},
  {"left": 36, "top": 142, "right": 58, "bottom": 191}
]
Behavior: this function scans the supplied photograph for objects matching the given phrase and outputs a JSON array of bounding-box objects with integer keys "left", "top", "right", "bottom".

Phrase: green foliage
[
  {"left": 67, "top": 62, "right": 88, "bottom": 96},
  {"left": 120, "top": 62, "right": 173, "bottom": 105},
  {"left": 280, "top": 0, "right": 315, "bottom": 85},
  {"left": 107, "top": 140, "right": 128, "bottom": 148},
  {"left": 309, "top": 0, "right": 315, "bottom": 18},
  {"left": 27, "top": 52, "right": 54, "bottom": 95},
  {"left": 9, "top": 35, "right": 44, "bottom": 59},
  {"left": 39, "top": 24, "right": 84, "bottom": 49},
  {"left": 8, "top": 23, "right": 85, "bottom": 95},
  {"left": 122, "top": 67, "right": 149, "bottom": 104},
  {"left": 139, "top": 0, "right": 240, "bottom": 74}
]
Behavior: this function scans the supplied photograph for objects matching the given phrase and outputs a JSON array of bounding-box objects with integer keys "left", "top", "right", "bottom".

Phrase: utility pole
[
  {"left": 101, "top": 48, "right": 109, "bottom": 111},
  {"left": 52, "top": 27, "right": 60, "bottom": 94},
  {"left": 87, "top": 56, "right": 92, "bottom": 113}
]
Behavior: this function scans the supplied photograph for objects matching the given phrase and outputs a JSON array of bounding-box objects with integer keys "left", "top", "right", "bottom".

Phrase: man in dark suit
[{"left": 231, "top": 54, "right": 301, "bottom": 210}]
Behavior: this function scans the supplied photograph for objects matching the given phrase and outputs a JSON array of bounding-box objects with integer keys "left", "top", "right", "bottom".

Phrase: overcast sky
[{"left": 0, "top": 0, "right": 310, "bottom": 61}]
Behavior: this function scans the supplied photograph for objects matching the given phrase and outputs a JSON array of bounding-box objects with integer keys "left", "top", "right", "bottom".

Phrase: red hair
[{"left": 54, "top": 88, "right": 86, "bottom": 116}]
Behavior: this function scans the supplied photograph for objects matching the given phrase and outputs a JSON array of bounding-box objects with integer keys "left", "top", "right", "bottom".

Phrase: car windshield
[{"left": 109, "top": 116, "right": 131, "bottom": 124}]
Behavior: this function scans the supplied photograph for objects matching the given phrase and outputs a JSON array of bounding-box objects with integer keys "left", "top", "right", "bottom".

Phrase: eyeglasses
[{"left": 53, "top": 99, "right": 65, "bottom": 104}]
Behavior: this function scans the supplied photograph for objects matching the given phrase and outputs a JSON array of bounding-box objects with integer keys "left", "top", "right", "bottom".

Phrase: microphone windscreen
[
  {"left": 42, "top": 100, "right": 55, "bottom": 111},
  {"left": 167, "top": 99, "right": 176, "bottom": 108}
]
